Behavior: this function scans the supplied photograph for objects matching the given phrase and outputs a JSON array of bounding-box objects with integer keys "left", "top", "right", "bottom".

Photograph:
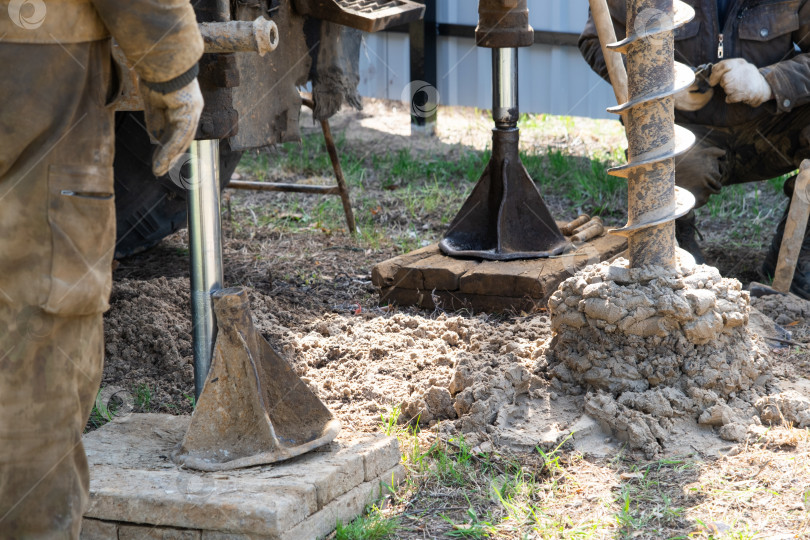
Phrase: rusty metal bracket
[
  {"left": 227, "top": 95, "right": 357, "bottom": 234},
  {"left": 475, "top": 0, "right": 533, "bottom": 48},
  {"left": 292, "top": 0, "right": 425, "bottom": 32}
]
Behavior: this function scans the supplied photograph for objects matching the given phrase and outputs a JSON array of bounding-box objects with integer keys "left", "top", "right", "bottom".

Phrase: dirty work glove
[
  {"left": 674, "top": 83, "right": 714, "bottom": 112},
  {"left": 140, "top": 77, "right": 204, "bottom": 177},
  {"left": 709, "top": 58, "right": 773, "bottom": 107}
]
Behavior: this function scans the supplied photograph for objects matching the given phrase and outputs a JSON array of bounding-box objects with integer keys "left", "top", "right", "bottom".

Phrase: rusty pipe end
[
  {"left": 200, "top": 17, "right": 279, "bottom": 55},
  {"left": 254, "top": 17, "right": 279, "bottom": 56}
]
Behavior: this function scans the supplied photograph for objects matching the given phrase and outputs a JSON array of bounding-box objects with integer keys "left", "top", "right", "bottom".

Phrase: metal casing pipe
[
  {"left": 492, "top": 48, "right": 519, "bottom": 129},
  {"left": 188, "top": 140, "right": 224, "bottom": 399}
]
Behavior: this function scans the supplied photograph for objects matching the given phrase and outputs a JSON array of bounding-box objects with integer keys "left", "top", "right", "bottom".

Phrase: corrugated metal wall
[{"left": 357, "top": 1, "right": 616, "bottom": 119}]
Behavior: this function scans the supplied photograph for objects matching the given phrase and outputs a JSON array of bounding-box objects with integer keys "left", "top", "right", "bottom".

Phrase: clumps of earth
[
  {"left": 103, "top": 261, "right": 810, "bottom": 458},
  {"left": 546, "top": 257, "right": 804, "bottom": 456},
  {"left": 103, "top": 277, "right": 195, "bottom": 415},
  {"left": 275, "top": 311, "right": 551, "bottom": 439}
]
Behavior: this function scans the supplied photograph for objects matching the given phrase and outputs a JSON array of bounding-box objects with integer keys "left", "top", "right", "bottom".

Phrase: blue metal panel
[{"left": 357, "top": 1, "right": 615, "bottom": 119}]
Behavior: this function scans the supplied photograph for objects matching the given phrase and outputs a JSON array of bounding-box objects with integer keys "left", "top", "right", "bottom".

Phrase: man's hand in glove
[
  {"left": 140, "top": 78, "right": 204, "bottom": 177},
  {"left": 709, "top": 58, "right": 773, "bottom": 107},
  {"left": 674, "top": 83, "right": 713, "bottom": 111}
]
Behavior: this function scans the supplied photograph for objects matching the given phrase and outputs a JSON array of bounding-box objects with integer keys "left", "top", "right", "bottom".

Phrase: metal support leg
[
  {"left": 188, "top": 140, "right": 224, "bottom": 399},
  {"left": 319, "top": 118, "right": 357, "bottom": 234}
]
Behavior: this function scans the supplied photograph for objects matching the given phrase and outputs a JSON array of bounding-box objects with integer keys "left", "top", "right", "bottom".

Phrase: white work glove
[
  {"left": 709, "top": 58, "right": 773, "bottom": 107},
  {"left": 140, "top": 78, "right": 204, "bottom": 177},
  {"left": 674, "top": 83, "right": 714, "bottom": 111}
]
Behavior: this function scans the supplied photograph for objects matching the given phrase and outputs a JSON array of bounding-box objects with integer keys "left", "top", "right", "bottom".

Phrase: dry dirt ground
[{"left": 101, "top": 99, "right": 810, "bottom": 538}]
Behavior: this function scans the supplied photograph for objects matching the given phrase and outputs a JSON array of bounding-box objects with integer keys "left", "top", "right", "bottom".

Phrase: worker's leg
[
  {"left": 724, "top": 104, "right": 810, "bottom": 186},
  {"left": 675, "top": 125, "right": 732, "bottom": 209},
  {"left": 674, "top": 107, "right": 810, "bottom": 266},
  {"left": 0, "top": 41, "right": 115, "bottom": 537},
  {"left": 673, "top": 124, "right": 733, "bottom": 262},
  {"left": 749, "top": 104, "right": 810, "bottom": 297},
  {"left": 682, "top": 104, "right": 810, "bottom": 296},
  {"left": 0, "top": 308, "right": 104, "bottom": 539}
]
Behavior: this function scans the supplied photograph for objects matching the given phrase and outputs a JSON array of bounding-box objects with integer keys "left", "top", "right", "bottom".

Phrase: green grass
[
  {"left": 134, "top": 384, "right": 152, "bottom": 412},
  {"left": 235, "top": 132, "right": 626, "bottom": 255},
  {"left": 376, "top": 402, "right": 711, "bottom": 539},
  {"left": 334, "top": 505, "right": 400, "bottom": 540},
  {"left": 442, "top": 504, "right": 495, "bottom": 538},
  {"left": 86, "top": 387, "right": 131, "bottom": 431},
  {"left": 373, "top": 403, "right": 617, "bottom": 538},
  {"left": 183, "top": 392, "right": 196, "bottom": 409},
  {"left": 612, "top": 460, "right": 694, "bottom": 539}
]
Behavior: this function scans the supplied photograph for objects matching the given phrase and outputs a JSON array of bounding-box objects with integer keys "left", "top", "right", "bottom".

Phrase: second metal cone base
[{"left": 440, "top": 129, "right": 568, "bottom": 261}]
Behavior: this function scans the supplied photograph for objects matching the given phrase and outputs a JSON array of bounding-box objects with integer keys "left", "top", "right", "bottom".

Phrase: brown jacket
[
  {"left": 579, "top": 0, "right": 810, "bottom": 127},
  {"left": 0, "top": 0, "right": 203, "bottom": 82}
]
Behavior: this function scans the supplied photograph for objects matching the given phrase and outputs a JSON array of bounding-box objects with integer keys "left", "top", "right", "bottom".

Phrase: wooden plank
[
  {"left": 370, "top": 244, "right": 438, "bottom": 287},
  {"left": 458, "top": 234, "right": 627, "bottom": 299},
  {"left": 407, "top": 253, "right": 477, "bottom": 291},
  {"left": 458, "top": 259, "right": 545, "bottom": 298},
  {"left": 374, "top": 234, "right": 627, "bottom": 313},
  {"left": 378, "top": 287, "right": 540, "bottom": 314}
]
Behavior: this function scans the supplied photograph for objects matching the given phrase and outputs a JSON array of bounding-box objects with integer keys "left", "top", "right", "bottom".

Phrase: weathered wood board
[{"left": 372, "top": 234, "right": 627, "bottom": 313}]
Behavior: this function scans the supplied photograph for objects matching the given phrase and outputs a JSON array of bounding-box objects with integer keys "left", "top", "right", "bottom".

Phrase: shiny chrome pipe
[
  {"left": 188, "top": 139, "right": 224, "bottom": 399},
  {"left": 492, "top": 47, "right": 518, "bottom": 130}
]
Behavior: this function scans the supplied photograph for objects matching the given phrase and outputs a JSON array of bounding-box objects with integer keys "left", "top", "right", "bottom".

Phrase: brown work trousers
[
  {"left": 0, "top": 40, "right": 116, "bottom": 538},
  {"left": 676, "top": 104, "right": 810, "bottom": 208}
]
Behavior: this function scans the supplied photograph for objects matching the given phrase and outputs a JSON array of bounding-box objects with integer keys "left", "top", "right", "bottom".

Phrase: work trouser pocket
[{"left": 43, "top": 165, "right": 115, "bottom": 316}]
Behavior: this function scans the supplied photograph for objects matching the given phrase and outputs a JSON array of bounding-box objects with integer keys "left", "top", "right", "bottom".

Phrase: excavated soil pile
[
  {"left": 275, "top": 311, "right": 552, "bottom": 437},
  {"left": 103, "top": 277, "right": 195, "bottom": 415},
  {"left": 102, "top": 270, "right": 556, "bottom": 439},
  {"left": 102, "top": 246, "right": 810, "bottom": 458},
  {"left": 548, "top": 258, "right": 777, "bottom": 456}
]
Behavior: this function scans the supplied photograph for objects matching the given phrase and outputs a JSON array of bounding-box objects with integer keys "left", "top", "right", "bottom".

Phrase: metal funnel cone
[{"left": 174, "top": 287, "right": 340, "bottom": 471}]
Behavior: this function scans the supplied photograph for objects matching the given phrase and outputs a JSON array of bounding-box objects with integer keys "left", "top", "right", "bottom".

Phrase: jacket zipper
[
  {"left": 717, "top": 1, "right": 750, "bottom": 60},
  {"left": 715, "top": 0, "right": 724, "bottom": 60}
]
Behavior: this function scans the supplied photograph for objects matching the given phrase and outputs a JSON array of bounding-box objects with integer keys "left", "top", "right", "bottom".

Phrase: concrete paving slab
[
  {"left": 82, "top": 414, "right": 400, "bottom": 538},
  {"left": 282, "top": 464, "right": 405, "bottom": 540}
]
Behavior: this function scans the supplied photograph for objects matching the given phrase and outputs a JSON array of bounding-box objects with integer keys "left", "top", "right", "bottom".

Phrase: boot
[
  {"left": 675, "top": 211, "right": 706, "bottom": 264},
  {"left": 761, "top": 198, "right": 810, "bottom": 299}
]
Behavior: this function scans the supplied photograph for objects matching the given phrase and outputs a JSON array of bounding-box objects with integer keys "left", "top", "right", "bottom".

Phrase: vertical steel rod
[
  {"left": 188, "top": 139, "right": 224, "bottom": 399},
  {"left": 492, "top": 47, "right": 519, "bottom": 129},
  {"left": 409, "top": 0, "right": 438, "bottom": 135}
]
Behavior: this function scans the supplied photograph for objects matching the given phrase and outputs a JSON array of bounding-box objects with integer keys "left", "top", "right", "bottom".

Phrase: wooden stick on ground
[
  {"left": 560, "top": 214, "right": 590, "bottom": 235},
  {"left": 773, "top": 159, "right": 810, "bottom": 292}
]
